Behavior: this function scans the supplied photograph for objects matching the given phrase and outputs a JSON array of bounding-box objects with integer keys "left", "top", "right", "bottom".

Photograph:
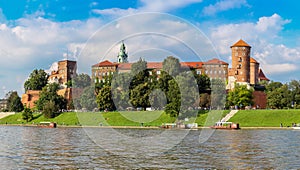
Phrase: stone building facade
[
  {"left": 227, "top": 39, "right": 269, "bottom": 89},
  {"left": 91, "top": 42, "right": 229, "bottom": 82},
  {"left": 22, "top": 60, "right": 77, "bottom": 109},
  {"left": 48, "top": 60, "right": 77, "bottom": 88}
]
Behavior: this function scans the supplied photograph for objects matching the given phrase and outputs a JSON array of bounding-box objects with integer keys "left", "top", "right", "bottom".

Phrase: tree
[
  {"left": 211, "top": 79, "right": 226, "bottom": 109},
  {"left": 96, "top": 86, "right": 116, "bottom": 111},
  {"left": 130, "top": 83, "right": 151, "bottom": 110},
  {"left": 267, "top": 84, "right": 290, "bottom": 109},
  {"left": 129, "top": 59, "right": 151, "bottom": 109},
  {"left": 6, "top": 91, "right": 24, "bottom": 112},
  {"left": 227, "top": 84, "right": 253, "bottom": 109},
  {"left": 111, "top": 72, "right": 131, "bottom": 110},
  {"left": 80, "top": 86, "right": 97, "bottom": 111},
  {"left": 289, "top": 80, "right": 300, "bottom": 108},
  {"left": 194, "top": 73, "right": 211, "bottom": 93},
  {"left": 162, "top": 56, "right": 181, "bottom": 77},
  {"left": 72, "top": 73, "right": 91, "bottom": 88},
  {"left": 35, "top": 83, "right": 67, "bottom": 115},
  {"left": 43, "top": 100, "right": 60, "bottom": 118},
  {"left": 199, "top": 93, "right": 210, "bottom": 108},
  {"left": 22, "top": 107, "right": 33, "bottom": 122},
  {"left": 24, "top": 69, "right": 49, "bottom": 91},
  {"left": 165, "top": 79, "right": 181, "bottom": 117}
]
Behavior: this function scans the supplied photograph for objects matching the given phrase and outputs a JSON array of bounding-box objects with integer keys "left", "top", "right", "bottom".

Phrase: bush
[
  {"left": 42, "top": 101, "right": 60, "bottom": 118},
  {"left": 22, "top": 107, "right": 33, "bottom": 122}
]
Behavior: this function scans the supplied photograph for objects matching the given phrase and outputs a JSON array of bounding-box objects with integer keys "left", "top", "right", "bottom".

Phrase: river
[{"left": 0, "top": 126, "right": 299, "bottom": 169}]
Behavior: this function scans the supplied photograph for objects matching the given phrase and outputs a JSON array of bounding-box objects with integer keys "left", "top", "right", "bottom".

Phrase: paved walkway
[
  {"left": 221, "top": 110, "right": 239, "bottom": 122},
  {"left": 0, "top": 112, "right": 15, "bottom": 119}
]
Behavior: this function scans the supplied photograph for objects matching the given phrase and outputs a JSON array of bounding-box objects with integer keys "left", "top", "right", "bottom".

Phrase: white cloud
[
  {"left": 92, "top": 0, "right": 203, "bottom": 17},
  {"left": 202, "top": 0, "right": 249, "bottom": 16},
  {"left": 263, "top": 64, "right": 298, "bottom": 75},
  {"left": 139, "top": 0, "right": 203, "bottom": 12},
  {"left": 209, "top": 13, "right": 300, "bottom": 78}
]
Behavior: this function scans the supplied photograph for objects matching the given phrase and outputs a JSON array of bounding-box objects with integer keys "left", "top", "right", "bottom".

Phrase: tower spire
[{"left": 117, "top": 40, "right": 128, "bottom": 63}]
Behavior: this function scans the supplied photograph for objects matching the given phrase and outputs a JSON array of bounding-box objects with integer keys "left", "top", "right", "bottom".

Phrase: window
[
  {"left": 197, "top": 70, "right": 201, "bottom": 74},
  {"left": 157, "top": 70, "right": 161, "bottom": 75},
  {"left": 235, "top": 70, "right": 238, "bottom": 75},
  {"left": 239, "top": 57, "right": 242, "bottom": 62},
  {"left": 149, "top": 71, "right": 152, "bottom": 75}
]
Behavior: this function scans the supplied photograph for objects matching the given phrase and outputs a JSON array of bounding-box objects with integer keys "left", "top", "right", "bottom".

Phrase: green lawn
[
  {"left": 7, "top": 109, "right": 297, "bottom": 127},
  {"left": 229, "top": 109, "right": 300, "bottom": 127}
]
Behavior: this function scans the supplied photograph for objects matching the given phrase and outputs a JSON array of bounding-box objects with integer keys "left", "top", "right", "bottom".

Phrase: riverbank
[
  {"left": 1, "top": 109, "right": 300, "bottom": 128},
  {"left": 0, "top": 123, "right": 296, "bottom": 130}
]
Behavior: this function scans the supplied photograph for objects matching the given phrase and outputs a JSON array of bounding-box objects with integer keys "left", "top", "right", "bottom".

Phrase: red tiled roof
[
  {"left": 231, "top": 39, "right": 251, "bottom": 48},
  {"left": 203, "top": 58, "right": 228, "bottom": 65},
  {"left": 250, "top": 57, "right": 259, "bottom": 63},
  {"left": 258, "top": 69, "right": 270, "bottom": 81},
  {"left": 92, "top": 60, "right": 118, "bottom": 67},
  {"left": 117, "top": 63, "right": 132, "bottom": 70},
  {"left": 180, "top": 62, "right": 203, "bottom": 68},
  {"left": 147, "top": 62, "right": 163, "bottom": 69}
]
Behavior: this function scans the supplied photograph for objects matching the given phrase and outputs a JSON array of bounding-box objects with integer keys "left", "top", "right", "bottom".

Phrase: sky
[{"left": 0, "top": 0, "right": 300, "bottom": 98}]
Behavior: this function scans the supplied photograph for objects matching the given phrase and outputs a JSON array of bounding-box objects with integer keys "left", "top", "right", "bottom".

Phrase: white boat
[{"left": 292, "top": 123, "right": 300, "bottom": 130}]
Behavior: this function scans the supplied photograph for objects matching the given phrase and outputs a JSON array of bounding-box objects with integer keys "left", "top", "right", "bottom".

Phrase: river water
[{"left": 0, "top": 126, "right": 300, "bottom": 169}]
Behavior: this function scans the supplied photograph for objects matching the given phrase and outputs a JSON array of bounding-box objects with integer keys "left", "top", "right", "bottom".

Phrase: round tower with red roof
[{"left": 230, "top": 39, "right": 251, "bottom": 84}]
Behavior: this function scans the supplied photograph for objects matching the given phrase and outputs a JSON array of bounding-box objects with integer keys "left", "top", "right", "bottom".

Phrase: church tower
[
  {"left": 117, "top": 41, "right": 128, "bottom": 63},
  {"left": 230, "top": 39, "right": 251, "bottom": 84}
]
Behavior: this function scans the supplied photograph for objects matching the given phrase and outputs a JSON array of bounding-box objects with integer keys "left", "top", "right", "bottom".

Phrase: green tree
[
  {"left": 35, "top": 83, "right": 67, "bottom": 115},
  {"left": 162, "top": 56, "right": 181, "bottom": 77},
  {"left": 72, "top": 73, "right": 91, "bottom": 88},
  {"left": 111, "top": 72, "right": 131, "bottom": 110},
  {"left": 80, "top": 86, "right": 97, "bottom": 111},
  {"left": 227, "top": 84, "right": 253, "bottom": 109},
  {"left": 96, "top": 86, "right": 116, "bottom": 111},
  {"left": 130, "top": 83, "right": 151, "bottom": 110},
  {"left": 199, "top": 93, "right": 211, "bottom": 108},
  {"left": 22, "top": 107, "right": 33, "bottom": 122},
  {"left": 165, "top": 79, "right": 181, "bottom": 117},
  {"left": 129, "top": 59, "right": 151, "bottom": 109},
  {"left": 43, "top": 100, "right": 60, "bottom": 118},
  {"left": 289, "top": 80, "right": 300, "bottom": 108},
  {"left": 6, "top": 91, "right": 24, "bottom": 112},
  {"left": 267, "top": 84, "right": 290, "bottom": 109},
  {"left": 24, "top": 69, "right": 49, "bottom": 91},
  {"left": 211, "top": 79, "right": 226, "bottom": 109},
  {"left": 194, "top": 73, "right": 211, "bottom": 93}
]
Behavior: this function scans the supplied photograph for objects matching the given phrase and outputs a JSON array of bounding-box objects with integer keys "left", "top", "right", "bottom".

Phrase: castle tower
[
  {"left": 250, "top": 57, "right": 259, "bottom": 85},
  {"left": 48, "top": 60, "right": 77, "bottom": 88},
  {"left": 230, "top": 39, "right": 251, "bottom": 84},
  {"left": 117, "top": 41, "right": 128, "bottom": 63}
]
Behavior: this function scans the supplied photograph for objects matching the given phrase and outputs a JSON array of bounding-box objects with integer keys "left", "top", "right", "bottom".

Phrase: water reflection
[{"left": 0, "top": 126, "right": 300, "bottom": 169}]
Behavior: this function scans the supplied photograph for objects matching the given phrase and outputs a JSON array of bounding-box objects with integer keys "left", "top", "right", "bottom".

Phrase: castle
[
  {"left": 22, "top": 60, "right": 77, "bottom": 109},
  {"left": 92, "top": 39, "right": 269, "bottom": 108},
  {"left": 21, "top": 39, "right": 269, "bottom": 109},
  {"left": 92, "top": 40, "right": 269, "bottom": 88}
]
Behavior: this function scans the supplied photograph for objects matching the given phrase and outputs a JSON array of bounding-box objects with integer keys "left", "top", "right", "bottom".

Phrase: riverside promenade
[{"left": 0, "top": 112, "right": 15, "bottom": 119}]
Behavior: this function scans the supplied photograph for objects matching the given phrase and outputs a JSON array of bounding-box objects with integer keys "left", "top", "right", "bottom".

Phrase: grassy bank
[
  {"left": 0, "top": 111, "right": 211, "bottom": 127},
  {"left": 3, "top": 109, "right": 299, "bottom": 128},
  {"left": 229, "top": 109, "right": 300, "bottom": 127}
]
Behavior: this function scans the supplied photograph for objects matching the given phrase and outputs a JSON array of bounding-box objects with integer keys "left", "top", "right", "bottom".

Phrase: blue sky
[{"left": 0, "top": 0, "right": 300, "bottom": 98}]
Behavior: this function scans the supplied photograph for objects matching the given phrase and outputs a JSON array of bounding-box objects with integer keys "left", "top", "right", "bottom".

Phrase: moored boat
[
  {"left": 38, "top": 122, "right": 57, "bottom": 128},
  {"left": 292, "top": 123, "right": 300, "bottom": 130},
  {"left": 211, "top": 122, "right": 240, "bottom": 130}
]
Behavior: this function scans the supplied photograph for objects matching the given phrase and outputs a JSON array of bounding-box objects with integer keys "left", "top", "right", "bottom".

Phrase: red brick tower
[{"left": 230, "top": 39, "right": 251, "bottom": 84}]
